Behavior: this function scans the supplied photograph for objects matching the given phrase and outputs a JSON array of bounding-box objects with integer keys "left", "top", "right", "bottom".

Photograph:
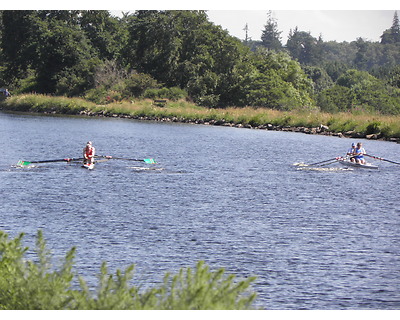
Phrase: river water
[{"left": 0, "top": 111, "right": 399, "bottom": 309}]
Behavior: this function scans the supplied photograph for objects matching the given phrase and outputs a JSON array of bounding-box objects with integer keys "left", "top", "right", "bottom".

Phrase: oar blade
[
  {"left": 144, "top": 158, "right": 156, "bottom": 164},
  {"left": 17, "top": 160, "right": 31, "bottom": 166}
]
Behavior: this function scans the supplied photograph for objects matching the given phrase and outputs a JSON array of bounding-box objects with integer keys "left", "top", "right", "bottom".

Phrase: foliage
[
  {"left": 124, "top": 10, "right": 257, "bottom": 107},
  {"left": 0, "top": 230, "right": 75, "bottom": 309},
  {"left": 302, "top": 65, "right": 334, "bottom": 93},
  {"left": 154, "top": 261, "right": 257, "bottom": 310},
  {"left": 1, "top": 10, "right": 400, "bottom": 114},
  {"left": 316, "top": 85, "right": 355, "bottom": 113},
  {"left": 0, "top": 230, "right": 258, "bottom": 310},
  {"left": 260, "top": 11, "right": 282, "bottom": 51},
  {"left": 380, "top": 11, "right": 400, "bottom": 44},
  {"left": 0, "top": 94, "right": 95, "bottom": 113},
  {"left": 121, "top": 72, "right": 160, "bottom": 98},
  {"left": 286, "top": 27, "right": 323, "bottom": 65},
  {"left": 247, "top": 49, "right": 315, "bottom": 109},
  {"left": 318, "top": 69, "right": 400, "bottom": 114},
  {"left": 143, "top": 87, "right": 188, "bottom": 101}
]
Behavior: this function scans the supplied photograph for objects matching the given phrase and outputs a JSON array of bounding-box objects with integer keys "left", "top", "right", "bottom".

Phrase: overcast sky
[{"left": 206, "top": 10, "right": 397, "bottom": 43}]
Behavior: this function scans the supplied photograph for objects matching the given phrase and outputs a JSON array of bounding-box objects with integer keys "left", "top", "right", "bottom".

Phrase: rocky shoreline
[{"left": 78, "top": 109, "right": 400, "bottom": 143}]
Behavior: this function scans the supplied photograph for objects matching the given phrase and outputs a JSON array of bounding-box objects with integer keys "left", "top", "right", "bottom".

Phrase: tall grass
[
  {"left": 1, "top": 94, "right": 399, "bottom": 138},
  {"left": 0, "top": 94, "right": 95, "bottom": 114},
  {"left": 0, "top": 230, "right": 257, "bottom": 310}
]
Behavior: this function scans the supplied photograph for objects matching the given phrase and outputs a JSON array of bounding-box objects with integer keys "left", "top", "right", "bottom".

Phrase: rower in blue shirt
[{"left": 354, "top": 142, "right": 366, "bottom": 164}]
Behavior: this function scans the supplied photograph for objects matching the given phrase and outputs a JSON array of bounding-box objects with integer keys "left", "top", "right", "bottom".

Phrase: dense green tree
[
  {"left": 286, "top": 27, "right": 321, "bottom": 65},
  {"left": 317, "top": 41, "right": 358, "bottom": 67},
  {"left": 1, "top": 11, "right": 39, "bottom": 85},
  {"left": 247, "top": 49, "right": 314, "bottom": 109},
  {"left": 381, "top": 11, "right": 400, "bottom": 44},
  {"left": 260, "top": 11, "right": 282, "bottom": 51},
  {"left": 79, "top": 11, "right": 127, "bottom": 61},
  {"left": 321, "top": 61, "right": 351, "bottom": 82},
  {"left": 33, "top": 13, "right": 97, "bottom": 93},
  {"left": 373, "top": 65, "right": 400, "bottom": 88},
  {"left": 302, "top": 65, "right": 334, "bottom": 94},
  {"left": 354, "top": 37, "right": 371, "bottom": 70},
  {"left": 1, "top": 10, "right": 100, "bottom": 94},
  {"left": 124, "top": 10, "right": 255, "bottom": 107},
  {"left": 318, "top": 69, "right": 400, "bottom": 114},
  {"left": 317, "top": 85, "right": 355, "bottom": 113}
]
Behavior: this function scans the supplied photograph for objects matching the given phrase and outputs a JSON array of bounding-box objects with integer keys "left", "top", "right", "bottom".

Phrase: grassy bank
[{"left": 1, "top": 94, "right": 400, "bottom": 141}]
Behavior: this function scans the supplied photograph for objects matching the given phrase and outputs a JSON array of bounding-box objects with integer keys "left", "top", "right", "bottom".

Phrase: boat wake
[
  {"left": 129, "top": 166, "right": 165, "bottom": 172},
  {"left": 293, "top": 162, "right": 352, "bottom": 172},
  {"left": 12, "top": 164, "right": 38, "bottom": 169},
  {"left": 293, "top": 162, "right": 309, "bottom": 167},
  {"left": 296, "top": 166, "right": 352, "bottom": 172}
]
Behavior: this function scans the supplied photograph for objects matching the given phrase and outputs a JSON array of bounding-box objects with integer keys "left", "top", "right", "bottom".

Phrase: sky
[
  {"left": 5, "top": 1, "right": 399, "bottom": 43},
  {"left": 206, "top": 10, "right": 397, "bottom": 43}
]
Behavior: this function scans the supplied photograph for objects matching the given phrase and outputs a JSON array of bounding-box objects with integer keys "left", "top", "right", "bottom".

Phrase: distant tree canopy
[
  {"left": 317, "top": 69, "right": 400, "bottom": 114},
  {"left": 254, "top": 10, "right": 400, "bottom": 114},
  {"left": 0, "top": 10, "right": 400, "bottom": 114}
]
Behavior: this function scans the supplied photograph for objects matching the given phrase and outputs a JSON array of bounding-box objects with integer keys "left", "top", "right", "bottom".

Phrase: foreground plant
[{"left": 0, "top": 230, "right": 257, "bottom": 310}]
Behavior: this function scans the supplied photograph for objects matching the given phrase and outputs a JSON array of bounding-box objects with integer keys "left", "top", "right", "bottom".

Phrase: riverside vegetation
[
  {"left": 1, "top": 94, "right": 400, "bottom": 141},
  {"left": 0, "top": 230, "right": 257, "bottom": 310},
  {"left": 1, "top": 10, "right": 400, "bottom": 310},
  {"left": 1, "top": 11, "right": 400, "bottom": 141},
  {"left": 1, "top": 11, "right": 400, "bottom": 114}
]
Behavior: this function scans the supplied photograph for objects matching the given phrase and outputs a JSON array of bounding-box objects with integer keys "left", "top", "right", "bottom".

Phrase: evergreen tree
[
  {"left": 380, "top": 11, "right": 400, "bottom": 44},
  {"left": 260, "top": 11, "right": 282, "bottom": 51},
  {"left": 354, "top": 37, "right": 369, "bottom": 70}
]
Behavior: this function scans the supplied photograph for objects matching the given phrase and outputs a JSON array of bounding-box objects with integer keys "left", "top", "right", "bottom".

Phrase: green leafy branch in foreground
[{"left": 0, "top": 230, "right": 257, "bottom": 310}]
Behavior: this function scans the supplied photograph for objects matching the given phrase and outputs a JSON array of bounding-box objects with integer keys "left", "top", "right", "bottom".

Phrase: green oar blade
[
  {"left": 17, "top": 160, "right": 31, "bottom": 166},
  {"left": 144, "top": 158, "right": 156, "bottom": 164}
]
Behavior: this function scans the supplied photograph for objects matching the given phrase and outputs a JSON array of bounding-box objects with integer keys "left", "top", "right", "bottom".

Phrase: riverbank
[{"left": 1, "top": 94, "right": 399, "bottom": 142}]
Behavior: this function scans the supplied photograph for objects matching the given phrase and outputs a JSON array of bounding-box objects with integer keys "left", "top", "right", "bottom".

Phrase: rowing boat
[
  {"left": 82, "top": 163, "right": 95, "bottom": 170},
  {"left": 338, "top": 159, "right": 378, "bottom": 169}
]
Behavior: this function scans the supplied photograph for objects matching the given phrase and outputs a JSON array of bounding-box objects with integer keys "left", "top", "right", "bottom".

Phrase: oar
[
  {"left": 365, "top": 154, "right": 400, "bottom": 165},
  {"left": 308, "top": 157, "right": 340, "bottom": 166},
  {"left": 318, "top": 158, "right": 343, "bottom": 166},
  {"left": 96, "top": 155, "right": 156, "bottom": 164},
  {"left": 17, "top": 158, "right": 84, "bottom": 166}
]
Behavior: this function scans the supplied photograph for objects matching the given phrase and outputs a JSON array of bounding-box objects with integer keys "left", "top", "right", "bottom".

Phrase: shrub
[
  {"left": 121, "top": 72, "right": 160, "bottom": 98},
  {"left": 0, "top": 230, "right": 257, "bottom": 310},
  {"left": 143, "top": 87, "right": 188, "bottom": 101},
  {"left": 365, "top": 121, "right": 381, "bottom": 134},
  {"left": 0, "top": 230, "right": 75, "bottom": 309},
  {"left": 84, "top": 87, "right": 109, "bottom": 104}
]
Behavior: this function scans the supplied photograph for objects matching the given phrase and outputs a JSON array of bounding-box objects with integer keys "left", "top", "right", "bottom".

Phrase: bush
[
  {"left": 0, "top": 230, "right": 257, "bottom": 310},
  {"left": 143, "top": 87, "right": 188, "bottom": 101},
  {"left": 0, "top": 230, "right": 75, "bottom": 309},
  {"left": 121, "top": 72, "right": 160, "bottom": 98},
  {"left": 84, "top": 87, "right": 109, "bottom": 104},
  {"left": 365, "top": 121, "right": 381, "bottom": 134}
]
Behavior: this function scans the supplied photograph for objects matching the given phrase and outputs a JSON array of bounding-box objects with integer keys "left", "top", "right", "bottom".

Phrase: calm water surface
[{"left": 0, "top": 111, "right": 399, "bottom": 309}]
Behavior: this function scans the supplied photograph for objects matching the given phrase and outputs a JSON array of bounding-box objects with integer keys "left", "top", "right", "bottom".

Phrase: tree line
[
  {"left": 0, "top": 10, "right": 400, "bottom": 114},
  {"left": 256, "top": 11, "right": 400, "bottom": 113}
]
